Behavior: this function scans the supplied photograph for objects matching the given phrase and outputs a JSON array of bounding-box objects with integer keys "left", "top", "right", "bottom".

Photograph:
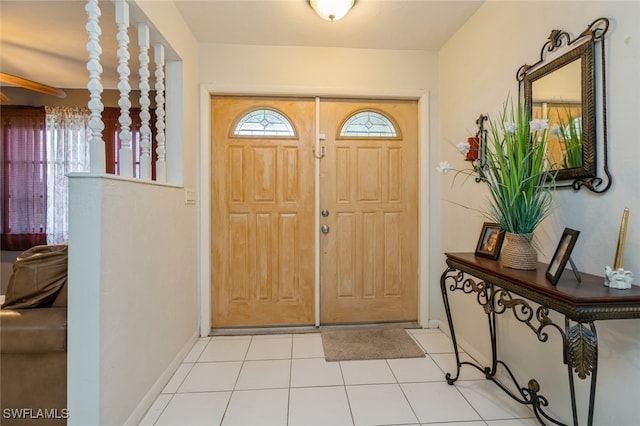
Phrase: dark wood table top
[{"left": 444, "top": 252, "right": 640, "bottom": 321}]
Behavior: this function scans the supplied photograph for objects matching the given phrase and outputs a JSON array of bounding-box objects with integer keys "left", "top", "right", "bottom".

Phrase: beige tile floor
[{"left": 140, "top": 328, "right": 538, "bottom": 426}]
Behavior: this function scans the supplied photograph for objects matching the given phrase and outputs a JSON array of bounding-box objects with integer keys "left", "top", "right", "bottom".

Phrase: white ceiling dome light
[{"left": 308, "top": 0, "right": 356, "bottom": 22}]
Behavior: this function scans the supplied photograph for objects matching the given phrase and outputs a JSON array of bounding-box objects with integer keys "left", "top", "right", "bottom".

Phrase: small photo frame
[
  {"left": 546, "top": 228, "right": 580, "bottom": 286},
  {"left": 475, "top": 222, "right": 505, "bottom": 260}
]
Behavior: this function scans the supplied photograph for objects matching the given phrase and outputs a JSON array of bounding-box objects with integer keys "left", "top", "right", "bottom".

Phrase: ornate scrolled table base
[{"left": 440, "top": 253, "right": 640, "bottom": 426}]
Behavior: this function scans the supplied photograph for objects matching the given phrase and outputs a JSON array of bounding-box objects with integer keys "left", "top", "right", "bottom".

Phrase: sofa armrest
[{"left": 0, "top": 308, "right": 67, "bottom": 353}]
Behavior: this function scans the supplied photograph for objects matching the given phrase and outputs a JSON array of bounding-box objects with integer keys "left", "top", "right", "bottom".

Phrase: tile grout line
[
  {"left": 386, "top": 358, "right": 421, "bottom": 425},
  {"left": 336, "top": 360, "right": 357, "bottom": 426},
  {"left": 149, "top": 338, "right": 210, "bottom": 425},
  {"left": 286, "top": 333, "right": 293, "bottom": 426},
  {"left": 149, "top": 329, "right": 535, "bottom": 425},
  {"left": 219, "top": 334, "right": 253, "bottom": 425}
]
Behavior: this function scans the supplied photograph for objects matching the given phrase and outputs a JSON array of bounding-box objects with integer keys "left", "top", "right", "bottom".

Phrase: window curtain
[
  {"left": 1, "top": 105, "right": 155, "bottom": 251},
  {"left": 45, "top": 107, "right": 91, "bottom": 244},
  {"left": 0, "top": 106, "right": 47, "bottom": 251}
]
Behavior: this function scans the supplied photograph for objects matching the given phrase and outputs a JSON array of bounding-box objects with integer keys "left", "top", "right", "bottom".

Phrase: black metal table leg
[
  {"left": 440, "top": 253, "right": 640, "bottom": 426},
  {"left": 440, "top": 265, "right": 587, "bottom": 426},
  {"left": 440, "top": 267, "right": 463, "bottom": 384},
  {"left": 565, "top": 318, "right": 598, "bottom": 426}
]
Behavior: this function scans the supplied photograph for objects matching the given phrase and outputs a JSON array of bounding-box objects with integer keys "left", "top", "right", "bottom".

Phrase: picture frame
[
  {"left": 546, "top": 228, "right": 580, "bottom": 285},
  {"left": 475, "top": 222, "right": 505, "bottom": 260}
]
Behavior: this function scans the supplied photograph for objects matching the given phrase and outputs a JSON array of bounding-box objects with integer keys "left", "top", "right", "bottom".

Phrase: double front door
[{"left": 211, "top": 96, "right": 418, "bottom": 328}]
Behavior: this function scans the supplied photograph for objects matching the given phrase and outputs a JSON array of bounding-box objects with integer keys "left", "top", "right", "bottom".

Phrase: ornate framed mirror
[{"left": 517, "top": 17, "right": 611, "bottom": 193}]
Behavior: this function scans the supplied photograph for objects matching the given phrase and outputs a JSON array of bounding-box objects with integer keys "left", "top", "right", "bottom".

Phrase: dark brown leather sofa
[{"left": 0, "top": 245, "right": 68, "bottom": 425}]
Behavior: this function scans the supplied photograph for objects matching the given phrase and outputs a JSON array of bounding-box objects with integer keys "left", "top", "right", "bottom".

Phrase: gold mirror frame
[{"left": 517, "top": 17, "right": 611, "bottom": 193}]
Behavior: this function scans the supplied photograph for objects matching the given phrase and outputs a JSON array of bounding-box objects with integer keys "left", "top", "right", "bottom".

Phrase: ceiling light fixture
[{"left": 308, "top": 0, "right": 356, "bottom": 22}]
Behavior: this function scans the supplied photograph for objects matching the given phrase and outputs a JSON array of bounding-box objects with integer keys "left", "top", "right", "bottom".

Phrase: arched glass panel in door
[
  {"left": 233, "top": 108, "right": 295, "bottom": 137},
  {"left": 339, "top": 110, "right": 398, "bottom": 137}
]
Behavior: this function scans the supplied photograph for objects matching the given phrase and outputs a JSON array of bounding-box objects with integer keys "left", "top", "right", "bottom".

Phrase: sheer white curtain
[{"left": 45, "top": 107, "right": 91, "bottom": 244}]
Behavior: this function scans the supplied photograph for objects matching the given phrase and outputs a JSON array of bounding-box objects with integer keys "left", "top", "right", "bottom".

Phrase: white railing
[
  {"left": 85, "top": 0, "right": 167, "bottom": 182},
  {"left": 138, "top": 23, "right": 152, "bottom": 180},
  {"left": 115, "top": 0, "right": 133, "bottom": 177},
  {"left": 86, "top": 0, "right": 105, "bottom": 174},
  {"left": 154, "top": 43, "right": 167, "bottom": 182}
]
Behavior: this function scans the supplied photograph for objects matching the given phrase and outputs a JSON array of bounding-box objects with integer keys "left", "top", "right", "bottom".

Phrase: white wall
[
  {"left": 438, "top": 1, "right": 640, "bottom": 424},
  {"left": 199, "top": 44, "right": 437, "bottom": 95},
  {"left": 136, "top": 0, "right": 200, "bottom": 190},
  {"left": 198, "top": 43, "right": 440, "bottom": 328},
  {"left": 68, "top": 177, "right": 198, "bottom": 425},
  {"left": 67, "top": 1, "right": 200, "bottom": 424}
]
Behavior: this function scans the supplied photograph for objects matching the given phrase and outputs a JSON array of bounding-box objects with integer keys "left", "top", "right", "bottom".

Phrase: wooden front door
[
  {"left": 211, "top": 96, "right": 418, "bottom": 328},
  {"left": 319, "top": 99, "right": 418, "bottom": 323},
  {"left": 211, "top": 96, "right": 315, "bottom": 327}
]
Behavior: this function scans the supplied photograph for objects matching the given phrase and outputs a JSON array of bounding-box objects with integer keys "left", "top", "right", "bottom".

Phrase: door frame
[{"left": 198, "top": 85, "right": 432, "bottom": 337}]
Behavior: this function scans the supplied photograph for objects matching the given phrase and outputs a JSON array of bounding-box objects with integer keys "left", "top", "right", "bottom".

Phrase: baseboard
[
  {"left": 123, "top": 329, "right": 199, "bottom": 426},
  {"left": 211, "top": 321, "right": 422, "bottom": 336},
  {"left": 433, "top": 319, "right": 491, "bottom": 368},
  {"left": 428, "top": 319, "right": 440, "bottom": 329}
]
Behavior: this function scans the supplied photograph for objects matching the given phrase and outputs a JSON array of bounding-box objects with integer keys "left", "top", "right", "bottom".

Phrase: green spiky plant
[
  {"left": 477, "top": 99, "right": 555, "bottom": 234},
  {"left": 555, "top": 109, "right": 582, "bottom": 169}
]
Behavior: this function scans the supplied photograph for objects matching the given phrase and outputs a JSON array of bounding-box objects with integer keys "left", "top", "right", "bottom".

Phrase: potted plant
[{"left": 438, "top": 98, "right": 555, "bottom": 269}]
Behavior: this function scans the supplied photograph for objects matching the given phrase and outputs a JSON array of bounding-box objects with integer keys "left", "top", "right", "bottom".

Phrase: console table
[{"left": 440, "top": 252, "right": 640, "bottom": 426}]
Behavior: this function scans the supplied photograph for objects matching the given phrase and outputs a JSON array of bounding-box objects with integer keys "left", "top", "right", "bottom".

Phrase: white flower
[
  {"left": 529, "top": 118, "right": 549, "bottom": 132},
  {"left": 504, "top": 121, "right": 518, "bottom": 135},
  {"left": 549, "top": 123, "right": 561, "bottom": 137},
  {"left": 456, "top": 141, "right": 470, "bottom": 155},
  {"left": 436, "top": 161, "right": 452, "bottom": 174}
]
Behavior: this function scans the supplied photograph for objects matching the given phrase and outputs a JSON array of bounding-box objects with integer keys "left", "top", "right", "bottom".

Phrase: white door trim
[{"left": 198, "top": 85, "right": 431, "bottom": 337}]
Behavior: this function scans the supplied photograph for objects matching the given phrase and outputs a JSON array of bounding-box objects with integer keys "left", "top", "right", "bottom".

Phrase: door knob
[
  {"left": 321, "top": 209, "right": 330, "bottom": 217},
  {"left": 321, "top": 225, "right": 330, "bottom": 234}
]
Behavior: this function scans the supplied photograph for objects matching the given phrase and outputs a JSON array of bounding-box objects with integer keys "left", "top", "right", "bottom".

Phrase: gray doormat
[{"left": 321, "top": 327, "right": 425, "bottom": 362}]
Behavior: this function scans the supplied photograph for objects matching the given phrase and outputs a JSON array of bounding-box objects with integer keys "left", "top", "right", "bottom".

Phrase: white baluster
[
  {"left": 154, "top": 43, "right": 166, "bottom": 182},
  {"left": 115, "top": 0, "right": 132, "bottom": 177},
  {"left": 85, "top": 0, "right": 105, "bottom": 174},
  {"left": 138, "top": 23, "right": 151, "bottom": 180}
]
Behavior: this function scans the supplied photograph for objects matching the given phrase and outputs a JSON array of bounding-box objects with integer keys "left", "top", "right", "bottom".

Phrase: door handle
[
  {"left": 321, "top": 209, "right": 330, "bottom": 217},
  {"left": 321, "top": 225, "right": 330, "bottom": 234}
]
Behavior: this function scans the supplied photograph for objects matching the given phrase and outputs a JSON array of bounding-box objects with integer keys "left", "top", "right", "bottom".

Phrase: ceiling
[{"left": 0, "top": 0, "right": 482, "bottom": 91}]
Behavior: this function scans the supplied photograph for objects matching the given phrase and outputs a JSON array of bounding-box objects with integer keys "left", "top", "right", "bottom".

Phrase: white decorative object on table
[{"left": 604, "top": 266, "right": 634, "bottom": 290}]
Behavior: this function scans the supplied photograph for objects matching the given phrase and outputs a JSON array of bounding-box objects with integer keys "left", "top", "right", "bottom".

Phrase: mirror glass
[
  {"left": 532, "top": 59, "right": 581, "bottom": 169},
  {"left": 523, "top": 41, "right": 595, "bottom": 182}
]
